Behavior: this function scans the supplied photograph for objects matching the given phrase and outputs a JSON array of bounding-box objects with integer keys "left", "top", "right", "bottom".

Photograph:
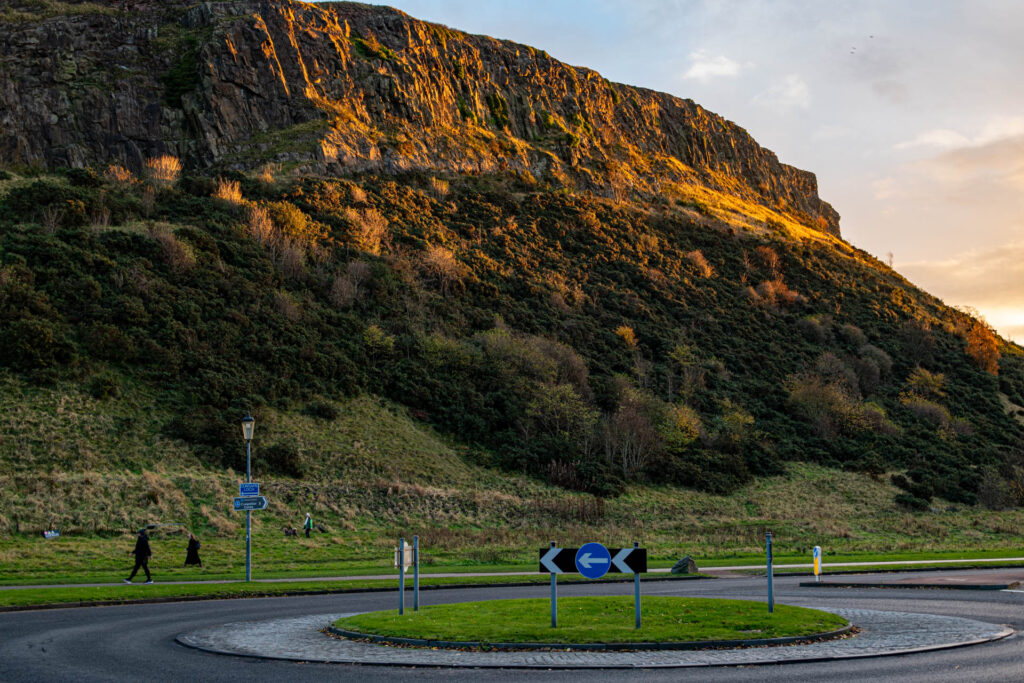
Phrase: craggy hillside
[
  {"left": 1, "top": 1, "right": 1024, "bottom": 538},
  {"left": 0, "top": 0, "right": 838, "bottom": 234}
]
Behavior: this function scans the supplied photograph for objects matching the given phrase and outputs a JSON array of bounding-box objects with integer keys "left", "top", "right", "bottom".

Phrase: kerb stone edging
[
  {"left": 175, "top": 608, "right": 1014, "bottom": 668},
  {"left": 325, "top": 623, "right": 854, "bottom": 651}
]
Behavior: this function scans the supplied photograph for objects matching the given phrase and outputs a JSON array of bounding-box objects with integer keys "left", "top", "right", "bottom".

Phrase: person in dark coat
[
  {"left": 184, "top": 533, "right": 202, "bottom": 568},
  {"left": 124, "top": 529, "right": 153, "bottom": 584},
  {"left": 303, "top": 512, "right": 313, "bottom": 538}
]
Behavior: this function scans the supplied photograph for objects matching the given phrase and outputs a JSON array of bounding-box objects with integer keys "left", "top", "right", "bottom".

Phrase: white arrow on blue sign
[
  {"left": 239, "top": 482, "right": 260, "bottom": 496},
  {"left": 576, "top": 542, "right": 611, "bottom": 579}
]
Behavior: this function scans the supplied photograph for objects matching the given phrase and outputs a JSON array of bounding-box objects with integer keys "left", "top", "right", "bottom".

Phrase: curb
[
  {"left": 0, "top": 574, "right": 709, "bottom": 613},
  {"left": 325, "top": 623, "right": 854, "bottom": 652},
  {"left": 799, "top": 580, "right": 1020, "bottom": 591},
  {"left": 724, "top": 562, "right": 1024, "bottom": 578},
  {"left": 174, "top": 609, "right": 1016, "bottom": 668}
]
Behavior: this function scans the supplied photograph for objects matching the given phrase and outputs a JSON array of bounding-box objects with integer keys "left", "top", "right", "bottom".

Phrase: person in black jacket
[
  {"left": 124, "top": 529, "right": 153, "bottom": 584},
  {"left": 184, "top": 533, "right": 202, "bottom": 568}
]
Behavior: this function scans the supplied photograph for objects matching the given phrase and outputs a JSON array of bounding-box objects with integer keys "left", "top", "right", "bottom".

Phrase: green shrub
[
  {"left": 62, "top": 167, "right": 102, "bottom": 188},
  {"left": 87, "top": 373, "right": 120, "bottom": 399},
  {"left": 486, "top": 92, "right": 510, "bottom": 129},
  {"left": 260, "top": 443, "right": 305, "bottom": 478},
  {"left": 457, "top": 96, "right": 477, "bottom": 123},
  {"left": 2, "top": 180, "right": 95, "bottom": 223},
  {"left": 303, "top": 400, "right": 339, "bottom": 421},
  {"left": 163, "top": 38, "right": 200, "bottom": 108},
  {"left": 894, "top": 492, "right": 930, "bottom": 511},
  {"left": 0, "top": 319, "right": 77, "bottom": 370}
]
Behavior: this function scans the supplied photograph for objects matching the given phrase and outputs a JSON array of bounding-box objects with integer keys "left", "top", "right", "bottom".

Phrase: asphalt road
[{"left": 2, "top": 568, "right": 1022, "bottom": 682}]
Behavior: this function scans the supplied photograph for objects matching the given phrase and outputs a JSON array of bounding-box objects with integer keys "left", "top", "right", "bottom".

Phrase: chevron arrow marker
[
  {"left": 612, "top": 547, "right": 634, "bottom": 573},
  {"left": 540, "top": 546, "right": 563, "bottom": 573}
]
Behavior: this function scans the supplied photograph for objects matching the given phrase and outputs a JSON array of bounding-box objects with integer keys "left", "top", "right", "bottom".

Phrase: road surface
[{"left": 1, "top": 568, "right": 1022, "bottom": 682}]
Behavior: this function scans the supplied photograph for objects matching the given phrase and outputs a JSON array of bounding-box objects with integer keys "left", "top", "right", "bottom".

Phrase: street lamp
[{"left": 241, "top": 413, "right": 255, "bottom": 581}]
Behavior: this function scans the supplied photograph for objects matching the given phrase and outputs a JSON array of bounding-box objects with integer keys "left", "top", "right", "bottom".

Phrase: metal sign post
[
  {"left": 813, "top": 545, "right": 822, "bottom": 582},
  {"left": 633, "top": 542, "right": 641, "bottom": 629},
  {"left": 539, "top": 542, "right": 648, "bottom": 629},
  {"left": 549, "top": 541, "right": 557, "bottom": 628},
  {"left": 766, "top": 530, "right": 774, "bottom": 614},
  {"left": 398, "top": 537, "right": 405, "bottom": 615},
  {"left": 245, "top": 440, "right": 251, "bottom": 582},
  {"left": 413, "top": 535, "right": 420, "bottom": 611}
]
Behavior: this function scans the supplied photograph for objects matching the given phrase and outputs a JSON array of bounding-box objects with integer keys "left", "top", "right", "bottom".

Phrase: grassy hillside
[{"left": 1, "top": 163, "right": 1023, "bottom": 564}]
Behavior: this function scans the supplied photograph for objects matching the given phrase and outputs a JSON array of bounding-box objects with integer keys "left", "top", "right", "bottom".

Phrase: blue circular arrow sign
[{"left": 575, "top": 542, "right": 611, "bottom": 579}]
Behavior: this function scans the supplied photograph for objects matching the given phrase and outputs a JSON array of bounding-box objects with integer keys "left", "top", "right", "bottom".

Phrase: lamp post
[{"left": 241, "top": 413, "right": 255, "bottom": 582}]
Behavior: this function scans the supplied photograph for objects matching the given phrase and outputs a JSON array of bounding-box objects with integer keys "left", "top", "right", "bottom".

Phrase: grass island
[{"left": 331, "top": 597, "right": 849, "bottom": 647}]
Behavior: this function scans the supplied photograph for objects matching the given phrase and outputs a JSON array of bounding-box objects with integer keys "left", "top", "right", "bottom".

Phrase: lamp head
[{"left": 241, "top": 413, "right": 255, "bottom": 441}]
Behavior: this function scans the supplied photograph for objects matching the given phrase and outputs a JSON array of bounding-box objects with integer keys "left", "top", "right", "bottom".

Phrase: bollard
[
  {"left": 766, "top": 530, "right": 774, "bottom": 614},
  {"left": 413, "top": 535, "right": 420, "bottom": 611},
  {"left": 398, "top": 537, "right": 405, "bottom": 615},
  {"left": 549, "top": 541, "right": 558, "bottom": 628},
  {"left": 634, "top": 541, "right": 641, "bottom": 629}
]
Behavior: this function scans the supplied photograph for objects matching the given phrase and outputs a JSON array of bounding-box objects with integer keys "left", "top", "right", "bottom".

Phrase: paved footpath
[
  {"left": 176, "top": 608, "right": 1012, "bottom": 668},
  {"left": 7, "top": 557, "right": 1024, "bottom": 590}
]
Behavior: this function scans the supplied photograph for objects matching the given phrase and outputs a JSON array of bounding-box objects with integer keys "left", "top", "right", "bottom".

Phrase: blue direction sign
[
  {"left": 575, "top": 542, "right": 611, "bottom": 579},
  {"left": 233, "top": 496, "right": 268, "bottom": 511},
  {"left": 239, "top": 482, "right": 260, "bottom": 496}
]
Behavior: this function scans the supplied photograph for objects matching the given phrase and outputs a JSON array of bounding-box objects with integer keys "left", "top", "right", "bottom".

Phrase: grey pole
[
  {"left": 398, "top": 537, "right": 405, "bottom": 615},
  {"left": 413, "top": 535, "right": 420, "bottom": 611},
  {"left": 245, "top": 439, "right": 251, "bottom": 582},
  {"left": 549, "top": 541, "right": 557, "bottom": 628},
  {"left": 766, "top": 530, "right": 774, "bottom": 614},
  {"left": 633, "top": 541, "right": 641, "bottom": 629}
]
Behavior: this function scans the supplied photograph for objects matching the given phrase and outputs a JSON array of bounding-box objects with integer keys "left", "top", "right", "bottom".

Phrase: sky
[{"left": 347, "top": 0, "right": 1024, "bottom": 343}]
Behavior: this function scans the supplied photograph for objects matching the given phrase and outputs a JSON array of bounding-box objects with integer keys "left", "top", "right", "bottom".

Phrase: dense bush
[
  {"left": 303, "top": 400, "right": 340, "bottom": 421},
  {"left": 259, "top": 443, "right": 305, "bottom": 478},
  {"left": 0, "top": 168, "right": 1021, "bottom": 502}
]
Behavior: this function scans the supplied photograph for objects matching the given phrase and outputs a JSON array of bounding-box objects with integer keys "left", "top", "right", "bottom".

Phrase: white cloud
[
  {"left": 896, "top": 116, "right": 1024, "bottom": 150},
  {"left": 751, "top": 74, "right": 810, "bottom": 112},
  {"left": 871, "top": 176, "right": 899, "bottom": 200},
  {"left": 895, "top": 129, "right": 971, "bottom": 150},
  {"left": 682, "top": 50, "right": 742, "bottom": 82}
]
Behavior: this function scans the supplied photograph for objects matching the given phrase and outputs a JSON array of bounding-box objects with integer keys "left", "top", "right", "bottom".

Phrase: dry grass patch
[
  {"left": 213, "top": 178, "right": 243, "bottom": 204},
  {"left": 145, "top": 155, "right": 182, "bottom": 186}
]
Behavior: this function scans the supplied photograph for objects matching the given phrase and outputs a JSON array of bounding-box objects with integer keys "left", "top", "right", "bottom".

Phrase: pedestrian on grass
[
  {"left": 124, "top": 529, "right": 153, "bottom": 584},
  {"left": 184, "top": 533, "right": 202, "bottom": 568},
  {"left": 303, "top": 512, "right": 313, "bottom": 538}
]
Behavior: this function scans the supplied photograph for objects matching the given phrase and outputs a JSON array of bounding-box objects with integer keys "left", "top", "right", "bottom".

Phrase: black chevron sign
[{"left": 538, "top": 546, "right": 647, "bottom": 574}]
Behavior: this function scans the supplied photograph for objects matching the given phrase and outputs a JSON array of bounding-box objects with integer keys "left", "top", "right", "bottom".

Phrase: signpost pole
[
  {"left": 633, "top": 541, "right": 641, "bottom": 629},
  {"left": 813, "top": 545, "right": 821, "bottom": 583},
  {"left": 413, "top": 535, "right": 420, "bottom": 611},
  {"left": 549, "top": 541, "right": 557, "bottom": 628},
  {"left": 398, "top": 537, "right": 405, "bottom": 615},
  {"left": 766, "top": 530, "right": 774, "bottom": 614},
  {"left": 245, "top": 439, "right": 251, "bottom": 582}
]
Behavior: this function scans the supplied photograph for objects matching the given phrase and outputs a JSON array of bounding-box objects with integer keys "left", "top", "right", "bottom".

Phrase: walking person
[
  {"left": 184, "top": 533, "right": 202, "bottom": 568},
  {"left": 124, "top": 529, "right": 154, "bottom": 584},
  {"left": 303, "top": 512, "right": 313, "bottom": 538}
]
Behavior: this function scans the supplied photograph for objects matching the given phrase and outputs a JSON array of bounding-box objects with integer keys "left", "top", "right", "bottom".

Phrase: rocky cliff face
[{"left": 0, "top": 0, "right": 840, "bottom": 235}]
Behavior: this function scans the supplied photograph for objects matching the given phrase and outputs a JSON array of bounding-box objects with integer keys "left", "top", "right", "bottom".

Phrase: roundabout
[
  {"left": 176, "top": 599, "right": 1010, "bottom": 669},
  {"left": 2, "top": 570, "right": 1022, "bottom": 681}
]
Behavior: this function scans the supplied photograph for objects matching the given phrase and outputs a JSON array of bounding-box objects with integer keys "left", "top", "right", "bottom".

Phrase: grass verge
[
  {"left": 332, "top": 596, "right": 847, "bottom": 644},
  {"left": 0, "top": 573, "right": 706, "bottom": 609}
]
